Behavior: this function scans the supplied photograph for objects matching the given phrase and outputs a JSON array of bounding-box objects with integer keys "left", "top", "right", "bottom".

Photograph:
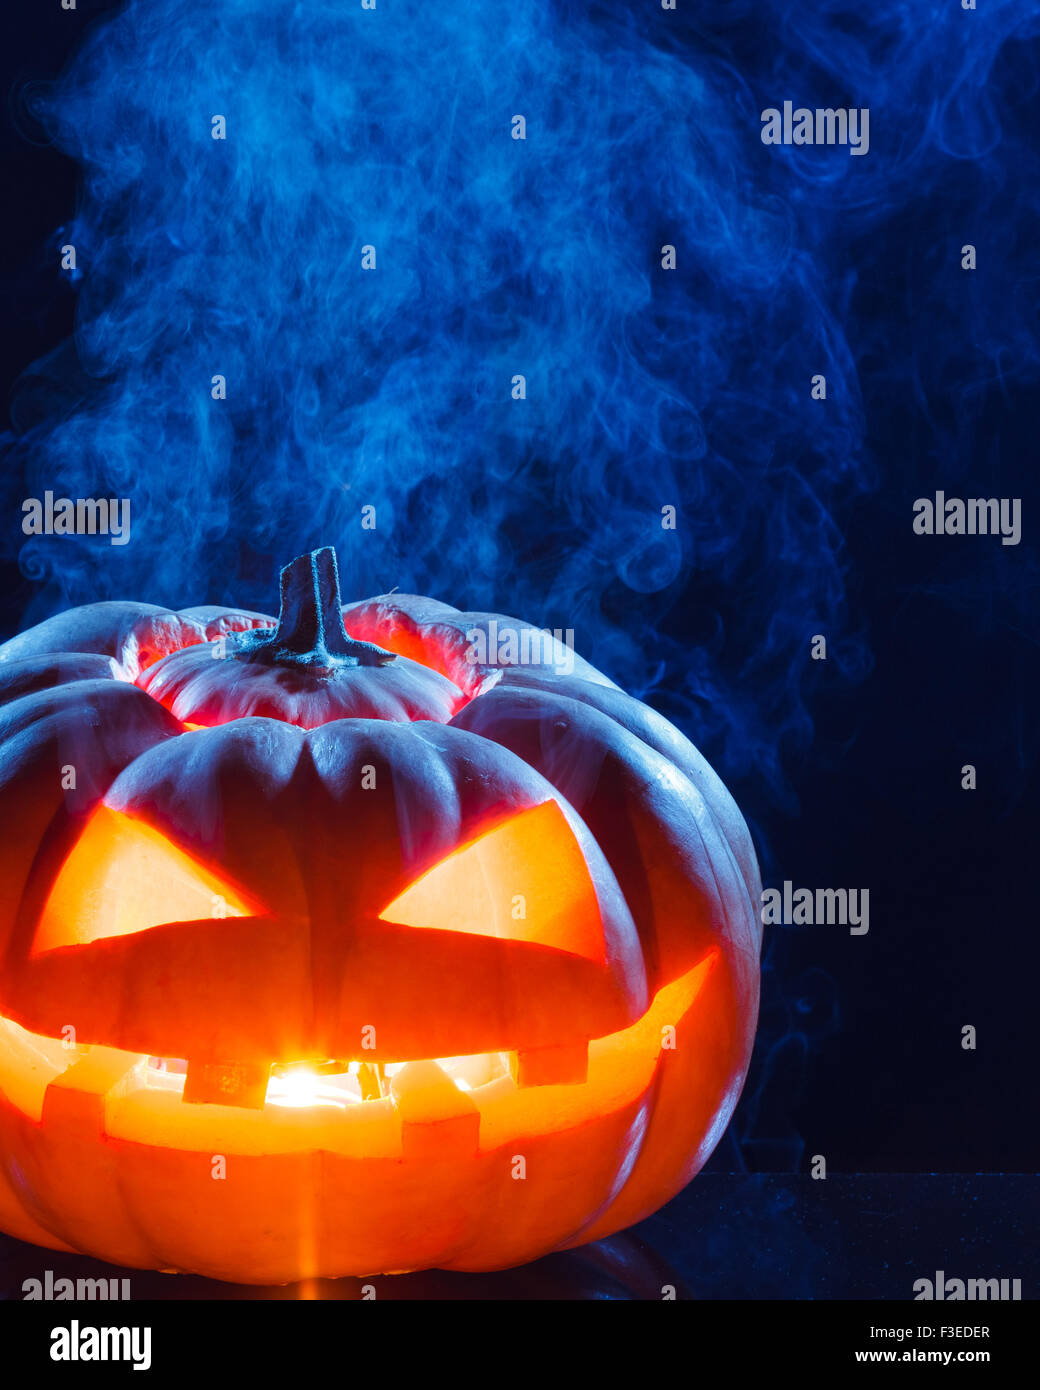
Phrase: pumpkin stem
[{"left": 233, "top": 547, "right": 395, "bottom": 670}]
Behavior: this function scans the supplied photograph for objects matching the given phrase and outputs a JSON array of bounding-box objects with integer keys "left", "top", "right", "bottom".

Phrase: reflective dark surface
[
  {"left": 2, "top": 1175, "right": 1034, "bottom": 1300},
  {"left": 0, "top": 1228, "right": 688, "bottom": 1302}
]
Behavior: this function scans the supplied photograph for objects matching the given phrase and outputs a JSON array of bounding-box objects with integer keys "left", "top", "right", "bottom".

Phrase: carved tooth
[
  {"left": 510, "top": 1043, "right": 589, "bottom": 1088},
  {"left": 182, "top": 1060, "right": 269, "bottom": 1109},
  {"left": 42, "top": 1047, "right": 145, "bottom": 1135},
  {"left": 390, "top": 1060, "right": 480, "bottom": 1159}
]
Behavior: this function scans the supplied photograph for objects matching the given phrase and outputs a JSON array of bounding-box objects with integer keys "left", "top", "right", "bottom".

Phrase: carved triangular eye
[
  {"left": 32, "top": 806, "right": 261, "bottom": 955},
  {"left": 378, "top": 800, "right": 606, "bottom": 963}
]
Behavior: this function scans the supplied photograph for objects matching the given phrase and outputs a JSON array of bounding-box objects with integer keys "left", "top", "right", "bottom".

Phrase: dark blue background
[{"left": 1, "top": 1, "right": 1037, "bottom": 1296}]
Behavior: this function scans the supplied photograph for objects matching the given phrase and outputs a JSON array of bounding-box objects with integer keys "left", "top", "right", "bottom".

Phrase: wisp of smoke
[{"left": 4, "top": 0, "right": 1037, "bottom": 809}]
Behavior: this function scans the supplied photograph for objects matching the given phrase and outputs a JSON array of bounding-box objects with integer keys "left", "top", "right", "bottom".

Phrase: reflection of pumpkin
[
  {"left": 0, "top": 547, "right": 760, "bottom": 1283},
  {"left": 3, "top": 1229, "right": 690, "bottom": 1302}
]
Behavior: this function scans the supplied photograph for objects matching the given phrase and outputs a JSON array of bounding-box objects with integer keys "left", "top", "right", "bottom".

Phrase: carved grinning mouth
[{"left": 0, "top": 953, "right": 715, "bottom": 1159}]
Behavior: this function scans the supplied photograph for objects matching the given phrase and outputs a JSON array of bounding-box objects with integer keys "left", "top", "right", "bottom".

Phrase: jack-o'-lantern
[{"left": 0, "top": 547, "right": 760, "bottom": 1283}]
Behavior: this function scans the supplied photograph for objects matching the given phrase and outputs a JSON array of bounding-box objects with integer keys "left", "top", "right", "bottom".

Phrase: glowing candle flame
[{"left": 266, "top": 1067, "right": 360, "bottom": 1110}]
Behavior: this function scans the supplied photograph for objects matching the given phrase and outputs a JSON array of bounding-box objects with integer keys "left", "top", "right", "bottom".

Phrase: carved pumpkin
[{"left": 0, "top": 547, "right": 760, "bottom": 1283}]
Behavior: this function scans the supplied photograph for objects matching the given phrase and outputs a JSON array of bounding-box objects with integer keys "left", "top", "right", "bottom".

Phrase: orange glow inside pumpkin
[
  {"left": 31, "top": 807, "right": 260, "bottom": 957},
  {"left": 379, "top": 800, "right": 606, "bottom": 963},
  {"left": 260, "top": 1054, "right": 509, "bottom": 1108}
]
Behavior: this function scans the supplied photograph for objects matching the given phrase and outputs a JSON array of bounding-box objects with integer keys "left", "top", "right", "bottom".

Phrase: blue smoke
[{"left": 4, "top": 0, "right": 1038, "bottom": 811}]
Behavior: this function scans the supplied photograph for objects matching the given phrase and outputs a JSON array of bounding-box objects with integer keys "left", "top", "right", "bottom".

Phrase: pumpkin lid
[{"left": 138, "top": 548, "right": 466, "bottom": 729}]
